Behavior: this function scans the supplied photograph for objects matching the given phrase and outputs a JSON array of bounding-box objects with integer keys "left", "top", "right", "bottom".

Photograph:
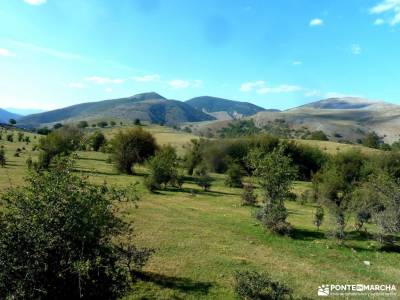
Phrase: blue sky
[{"left": 0, "top": 0, "right": 399, "bottom": 111}]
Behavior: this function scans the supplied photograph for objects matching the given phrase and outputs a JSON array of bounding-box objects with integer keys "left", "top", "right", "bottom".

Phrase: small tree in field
[
  {"left": 6, "top": 134, "right": 13, "bottom": 142},
  {"left": 9, "top": 119, "right": 16, "bottom": 125},
  {"left": 0, "top": 158, "right": 153, "bottom": 299},
  {"left": 225, "top": 163, "right": 243, "bottom": 188},
  {"left": 248, "top": 146, "right": 297, "bottom": 235},
  {"left": 241, "top": 183, "right": 257, "bottom": 206},
  {"left": 89, "top": 131, "right": 106, "bottom": 151},
  {"left": 234, "top": 270, "right": 293, "bottom": 300},
  {"left": 0, "top": 148, "right": 6, "bottom": 167},
  {"left": 194, "top": 164, "right": 212, "bottom": 191},
  {"left": 184, "top": 139, "right": 203, "bottom": 175},
  {"left": 314, "top": 206, "right": 324, "bottom": 230},
  {"left": 77, "top": 120, "right": 89, "bottom": 129},
  {"left": 145, "top": 146, "right": 180, "bottom": 192},
  {"left": 111, "top": 128, "right": 158, "bottom": 175},
  {"left": 38, "top": 126, "right": 83, "bottom": 169},
  {"left": 134, "top": 119, "right": 141, "bottom": 126}
]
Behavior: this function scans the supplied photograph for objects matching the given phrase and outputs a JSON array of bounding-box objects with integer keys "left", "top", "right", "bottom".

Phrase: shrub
[
  {"left": 17, "top": 132, "right": 24, "bottom": 142},
  {"left": 97, "top": 121, "right": 108, "bottom": 128},
  {"left": 111, "top": 128, "right": 158, "bottom": 175},
  {"left": 234, "top": 270, "right": 293, "bottom": 300},
  {"left": 194, "top": 165, "right": 213, "bottom": 191},
  {"left": 225, "top": 163, "right": 243, "bottom": 188},
  {"left": 38, "top": 126, "right": 83, "bottom": 169},
  {"left": 26, "top": 156, "right": 33, "bottom": 169},
  {"left": 89, "top": 131, "right": 106, "bottom": 151},
  {"left": 0, "top": 148, "right": 5, "bottom": 167},
  {"left": 110, "top": 121, "right": 116, "bottom": 126},
  {"left": 248, "top": 146, "right": 296, "bottom": 235},
  {"left": 0, "top": 158, "right": 152, "bottom": 299},
  {"left": 241, "top": 183, "right": 257, "bottom": 206},
  {"left": 134, "top": 119, "right": 141, "bottom": 126},
  {"left": 37, "top": 127, "right": 52, "bottom": 135},
  {"left": 145, "top": 146, "right": 180, "bottom": 191},
  {"left": 53, "top": 123, "right": 63, "bottom": 130},
  {"left": 77, "top": 120, "right": 89, "bottom": 129},
  {"left": 362, "top": 132, "right": 381, "bottom": 149},
  {"left": 314, "top": 206, "right": 324, "bottom": 230},
  {"left": 309, "top": 130, "right": 329, "bottom": 141},
  {"left": 184, "top": 139, "right": 204, "bottom": 175},
  {"left": 8, "top": 118, "right": 16, "bottom": 125},
  {"left": 6, "top": 134, "right": 13, "bottom": 142}
]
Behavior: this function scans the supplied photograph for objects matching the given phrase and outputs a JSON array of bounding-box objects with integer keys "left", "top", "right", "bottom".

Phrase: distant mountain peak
[
  {"left": 291, "top": 97, "right": 396, "bottom": 111},
  {"left": 128, "top": 92, "right": 166, "bottom": 101}
]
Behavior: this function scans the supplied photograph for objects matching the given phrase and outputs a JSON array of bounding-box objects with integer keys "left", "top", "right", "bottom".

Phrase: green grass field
[{"left": 0, "top": 126, "right": 399, "bottom": 299}]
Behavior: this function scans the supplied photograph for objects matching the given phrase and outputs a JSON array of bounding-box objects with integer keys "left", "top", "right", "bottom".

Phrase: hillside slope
[
  {"left": 18, "top": 92, "right": 215, "bottom": 127},
  {"left": 186, "top": 96, "right": 267, "bottom": 120},
  {"left": 0, "top": 108, "right": 21, "bottom": 123},
  {"left": 252, "top": 97, "right": 400, "bottom": 143}
]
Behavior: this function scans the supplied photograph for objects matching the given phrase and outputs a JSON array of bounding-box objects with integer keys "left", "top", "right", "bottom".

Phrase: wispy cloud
[
  {"left": 0, "top": 48, "right": 16, "bottom": 57},
  {"left": 105, "top": 88, "right": 113, "bottom": 93},
  {"left": 68, "top": 82, "right": 85, "bottom": 89},
  {"left": 85, "top": 76, "right": 125, "bottom": 84},
  {"left": 310, "top": 18, "right": 323, "bottom": 26},
  {"left": 169, "top": 79, "right": 202, "bottom": 89},
  {"left": 10, "top": 40, "right": 83, "bottom": 61},
  {"left": 240, "top": 80, "right": 302, "bottom": 94},
  {"left": 24, "top": 0, "right": 47, "bottom": 5},
  {"left": 133, "top": 74, "right": 160, "bottom": 82},
  {"left": 370, "top": 0, "right": 400, "bottom": 26},
  {"left": 292, "top": 61, "right": 302, "bottom": 66},
  {"left": 374, "top": 18, "right": 385, "bottom": 25},
  {"left": 351, "top": 44, "right": 362, "bottom": 55}
]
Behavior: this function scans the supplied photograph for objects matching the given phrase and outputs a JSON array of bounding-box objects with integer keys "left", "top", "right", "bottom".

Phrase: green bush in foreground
[
  {"left": 234, "top": 270, "right": 293, "bottom": 300},
  {"left": 0, "top": 158, "right": 152, "bottom": 299}
]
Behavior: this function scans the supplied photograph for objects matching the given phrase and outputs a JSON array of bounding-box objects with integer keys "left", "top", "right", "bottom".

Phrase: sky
[{"left": 0, "top": 0, "right": 399, "bottom": 111}]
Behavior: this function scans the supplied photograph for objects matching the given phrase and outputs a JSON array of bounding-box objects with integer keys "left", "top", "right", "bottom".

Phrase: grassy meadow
[{"left": 0, "top": 125, "right": 399, "bottom": 299}]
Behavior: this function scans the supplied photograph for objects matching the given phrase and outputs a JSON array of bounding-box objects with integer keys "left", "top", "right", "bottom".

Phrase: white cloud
[
  {"left": 10, "top": 40, "right": 83, "bottom": 60},
  {"left": 240, "top": 80, "right": 302, "bottom": 94},
  {"left": 374, "top": 18, "right": 385, "bottom": 25},
  {"left": 24, "top": 0, "right": 47, "bottom": 5},
  {"left": 133, "top": 74, "right": 160, "bottom": 82},
  {"left": 169, "top": 79, "right": 202, "bottom": 89},
  {"left": 351, "top": 44, "right": 362, "bottom": 55},
  {"left": 0, "top": 48, "right": 16, "bottom": 57},
  {"left": 85, "top": 76, "right": 125, "bottom": 84},
  {"left": 305, "top": 90, "right": 320, "bottom": 97},
  {"left": 370, "top": 0, "right": 400, "bottom": 26},
  {"left": 292, "top": 61, "right": 302, "bottom": 66},
  {"left": 105, "top": 88, "right": 113, "bottom": 93},
  {"left": 310, "top": 18, "right": 323, "bottom": 26},
  {"left": 68, "top": 82, "right": 85, "bottom": 89}
]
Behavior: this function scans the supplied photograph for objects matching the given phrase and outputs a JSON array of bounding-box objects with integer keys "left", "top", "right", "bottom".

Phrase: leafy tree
[
  {"left": 89, "top": 131, "right": 106, "bottom": 151},
  {"left": 234, "top": 270, "right": 293, "bottom": 300},
  {"left": 314, "top": 206, "right": 324, "bottom": 230},
  {"left": 17, "top": 132, "right": 24, "bottom": 142},
  {"left": 145, "top": 146, "right": 180, "bottom": 192},
  {"left": 53, "top": 123, "right": 63, "bottom": 130},
  {"left": 110, "top": 121, "right": 116, "bottom": 126},
  {"left": 8, "top": 119, "right": 16, "bottom": 125},
  {"left": 0, "top": 158, "right": 152, "bottom": 299},
  {"left": 309, "top": 130, "right": 329, "bottom": 141},
  {"left": 225, "top": 163, "right": 243, "bottom": 188},
  {"left": 0, "top": 148, "right": 5, "bottom": 167},
  {"left": 184, "top": 139, "right": 204, "bottom": 175},
  {"left": 38, "top": 126, "right": 83, "bottom": 169},
  {"left": 241, "top": 183, "right": 257, "bottom": 206},
  {"left": 6, "top": 133, "right": 13, "bottom": 142},
  {"left": 111, "top": 128, "right": 158, "bottom": 175},
  {"left": 219, "top": 120, "right": 261, "bottom": 138},
  {"left": 357, "top": 172, "right": 400, "bottom": 244},
  {"left": 315, "top": 151, "right": 365, "bottom": 240},
  {"left": 77, "top": 120, "right": 89, "bottom": 129},
  {"left": 362, "top": 132, "right": 381, "bottom": 149},
  {"left": 97, "top": 121, "right": 108, "bottom": 128},
  {"left": 248, "top": 146, "right": 297, "bottom": 235},
  {"left": 194, "top": 164, "right": 213, "bottom": 191},
  {"left": 37, "top": 127, "right": 52, "bottom": 135}
]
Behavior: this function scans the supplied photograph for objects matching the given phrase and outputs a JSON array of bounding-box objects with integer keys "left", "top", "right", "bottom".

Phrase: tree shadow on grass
[
  {"left": 77, "top": 157, "right": 107, "bottom": 162},
  {"left": 291, "top": 228, "right": 326, "bottom": 241},
  {"left": 345, "top": 230, "right": 375, "bottom": 242},
  {"left": 132, "top": 270, "right": 213, "bottom": 296}
]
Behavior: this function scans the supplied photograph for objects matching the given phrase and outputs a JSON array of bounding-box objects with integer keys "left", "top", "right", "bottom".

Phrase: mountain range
[
  {"left": 0, "top": 108, "right": 20, "bottom": 124},
  {"left": 4, "top": 93, "right": 400, "bottom": 144}
]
